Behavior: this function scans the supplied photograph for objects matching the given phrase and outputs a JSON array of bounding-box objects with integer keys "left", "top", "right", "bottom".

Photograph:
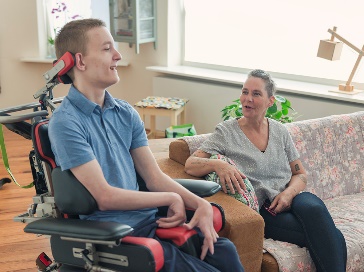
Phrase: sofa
[{"left": 150, "top": 111, "right": 364, "bottom": 272}]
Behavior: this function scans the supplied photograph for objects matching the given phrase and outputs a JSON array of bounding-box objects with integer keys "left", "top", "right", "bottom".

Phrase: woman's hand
[
  {"left": 215, "top": 160, "right": 247, "bottom": 194},
  {"left": 269, "top": 187, "right": 295, "bottom": 213}
]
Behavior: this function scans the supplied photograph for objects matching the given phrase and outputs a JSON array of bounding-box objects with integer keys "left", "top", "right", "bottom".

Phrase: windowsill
[
  {"left": 146, "top": 65, "right": 364, "bottom": 105},
  {"left": 20, "top": 57, "right": 130, "bottom": 67}
]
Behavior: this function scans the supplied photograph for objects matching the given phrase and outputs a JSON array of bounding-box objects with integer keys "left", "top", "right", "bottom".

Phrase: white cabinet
[{"left": 109, "top": 0, "right": 157, "bottom": 54}]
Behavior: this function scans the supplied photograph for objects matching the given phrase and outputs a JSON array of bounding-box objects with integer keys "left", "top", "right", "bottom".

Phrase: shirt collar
[{"left": 67, "top": 85, "right": 120, "bottom": 115}]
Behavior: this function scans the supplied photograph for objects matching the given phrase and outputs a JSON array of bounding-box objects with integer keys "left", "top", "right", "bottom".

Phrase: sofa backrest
[
  {"left": 285, "top": 111, "right": 364, "bottom": 200},
  {"left": 169, "top": 111, "right": 364, "bottom": 200}
]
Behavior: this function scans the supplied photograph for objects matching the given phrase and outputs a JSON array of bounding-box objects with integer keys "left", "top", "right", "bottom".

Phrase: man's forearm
[{"left": 149, "top": 172, "right": 209, "bottom": 210}]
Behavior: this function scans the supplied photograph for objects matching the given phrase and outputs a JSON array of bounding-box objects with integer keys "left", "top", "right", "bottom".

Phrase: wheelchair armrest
[
  {"left": 24, "top": 217, "right": 133, "bottom": 242},
  {"left": 173, "top": 179, "right": 220, "bottom": 197}
]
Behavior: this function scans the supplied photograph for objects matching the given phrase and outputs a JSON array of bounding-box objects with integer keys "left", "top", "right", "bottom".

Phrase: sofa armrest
[
  {"left": 205, "top": 192, "right": 264, "bottom": 272},
  {"left": 169, "top": 139, "right": 190, "bottom": 165}
]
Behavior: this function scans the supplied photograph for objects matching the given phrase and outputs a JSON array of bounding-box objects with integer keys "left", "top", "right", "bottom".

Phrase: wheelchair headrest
[
  {"left": 52, "top": 167, "right": 98, "bottom": 215},
  {"left": 52, "top": 52, "right": 75, "bottom": 84},
  {"left": 32, "top": 119, "right": 56, "bottom": 169}
]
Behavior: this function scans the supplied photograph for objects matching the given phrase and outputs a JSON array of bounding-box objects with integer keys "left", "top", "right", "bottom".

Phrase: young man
[{"left": 48, "top": 18, "right": 244, "bottom": 272}]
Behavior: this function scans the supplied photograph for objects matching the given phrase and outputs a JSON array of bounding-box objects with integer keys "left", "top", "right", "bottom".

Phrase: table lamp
[{"left": 317, "top": 26, "right": 364, "bottom": 94}]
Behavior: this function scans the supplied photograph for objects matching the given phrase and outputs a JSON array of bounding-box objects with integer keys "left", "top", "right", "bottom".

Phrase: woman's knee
[
  {"left": 292, "top": 192, "right": 324, "bottom": 209},
  {"left": 291, "top": 192, "right": 328, "bottom": 217}
]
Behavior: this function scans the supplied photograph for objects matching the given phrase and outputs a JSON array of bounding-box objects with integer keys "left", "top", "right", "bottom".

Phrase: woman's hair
[
  {"left": 55, "top": 18, "right": 106, "bottom": 58},
  {"left": 247, "top": 69, "right": 276, "bottom": 97}
]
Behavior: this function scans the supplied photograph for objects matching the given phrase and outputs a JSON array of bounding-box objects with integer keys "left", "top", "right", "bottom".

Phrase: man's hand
[
  {"left": 156, "top": 193, "right": 187, "bottom": 228},
  {"left": 215, "top": 160, "right": 247, "bottom": 194},
  {"left": 183, "top": 200, "right": 218, "bottom": 260}
]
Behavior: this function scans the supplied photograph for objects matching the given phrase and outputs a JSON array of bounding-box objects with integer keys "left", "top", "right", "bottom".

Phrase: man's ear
[{"left": 75, "top": 53, "right": 86, "bottom": 70}]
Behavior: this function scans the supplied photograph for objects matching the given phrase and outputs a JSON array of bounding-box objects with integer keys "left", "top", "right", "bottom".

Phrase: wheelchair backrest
[
  {"left": 32, "top": 119, "right": 56, "bottom": 169},
  {"left": 32, "top": 119, "right": 99, "bottom": 216}
]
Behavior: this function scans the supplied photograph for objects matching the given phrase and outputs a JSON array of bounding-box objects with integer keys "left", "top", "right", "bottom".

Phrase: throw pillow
[{"left": 205, "top": 154, "right": 259, "bottom": 212}]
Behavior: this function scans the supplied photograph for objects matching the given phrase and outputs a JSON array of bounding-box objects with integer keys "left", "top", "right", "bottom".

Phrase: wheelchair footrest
[{"left": 24, "top": 217, "right": 133, "bottom": 242}]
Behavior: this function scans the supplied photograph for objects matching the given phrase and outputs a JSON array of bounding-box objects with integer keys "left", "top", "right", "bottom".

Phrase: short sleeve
[
  {"left": 49, "top": 111, "right": 95, "bottom": 171},
  {"left": 130, "top": 105, "right": 148, "bottom": 150},
  {"left": 284, "top": 127, "right": 300, "bottom": 163},
  {"left": 199, "top": 122, "right": 229, "bottom": 155}
]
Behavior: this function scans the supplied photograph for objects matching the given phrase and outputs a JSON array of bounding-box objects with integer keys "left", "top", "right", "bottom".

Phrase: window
[
  {"left": 184, "top": 0, "right": 364, "bottom": 87},
  {"left": 41, "top": 0, "right": 110, "bottom": 58},
  {"left": 45, "top": 0, "right": 93, "bottom": 38}
]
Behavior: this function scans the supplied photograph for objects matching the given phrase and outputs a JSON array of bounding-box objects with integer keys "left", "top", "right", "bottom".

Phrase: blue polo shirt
[{"left": 48, "top": 85, "right": 157, "bottom": 227}]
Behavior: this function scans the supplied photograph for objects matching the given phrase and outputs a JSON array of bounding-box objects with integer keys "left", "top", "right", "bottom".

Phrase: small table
[{"left": 134, "top": 96, "right": 189, "bottom": 138}]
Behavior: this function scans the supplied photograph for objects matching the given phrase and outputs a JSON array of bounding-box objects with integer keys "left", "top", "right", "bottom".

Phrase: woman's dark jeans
[{"left": 260, "top": 192, "right": 347, "bottom": 272}]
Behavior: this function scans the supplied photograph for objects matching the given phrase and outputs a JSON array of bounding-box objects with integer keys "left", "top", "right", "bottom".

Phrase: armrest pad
[
  {"left": 24, "top": 217, "right": 133, "bottom": 241},
  {"left": 174, "top": 178, "right": 221, "bottom": 197},
  {"left": 169, "top": 139, "right": 190, "bottom": 165}
]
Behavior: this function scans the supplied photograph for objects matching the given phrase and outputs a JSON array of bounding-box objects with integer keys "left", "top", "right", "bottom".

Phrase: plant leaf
[
  {"left": 267, "top": 103, "right": 277, "bottom": 114},
  {"left": 275, "top": 95, "right": 286, "bottom": 103}
]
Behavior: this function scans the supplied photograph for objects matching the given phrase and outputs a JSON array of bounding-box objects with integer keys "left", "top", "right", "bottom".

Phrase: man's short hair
[{"left": 55, "top": 18, "right": 106, "bottom": 58}]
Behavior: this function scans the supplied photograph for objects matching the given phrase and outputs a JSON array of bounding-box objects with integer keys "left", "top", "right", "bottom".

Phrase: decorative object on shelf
[
  {"left": 109, "top": 0, "right": 157, "bottom": 54},
  {"left": 317, "top": 26, "right": 364, "bottom": 94},
  {"left": 221, "top": 95, "right": 297, "bottom": 123}
]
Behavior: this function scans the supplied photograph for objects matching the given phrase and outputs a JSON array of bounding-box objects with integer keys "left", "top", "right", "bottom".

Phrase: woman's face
[{"left": 240, "top": 77, "right": 274, "bottom": 119}]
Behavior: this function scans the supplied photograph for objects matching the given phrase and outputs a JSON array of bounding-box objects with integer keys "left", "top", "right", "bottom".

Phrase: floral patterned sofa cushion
[{"left": 264, "top": 192, "right": 364, "bottom": 272}]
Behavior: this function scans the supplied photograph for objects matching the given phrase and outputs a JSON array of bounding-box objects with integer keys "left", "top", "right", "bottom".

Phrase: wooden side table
[{"left": 134, "top": 96, "right": 189, "bottom": 138}]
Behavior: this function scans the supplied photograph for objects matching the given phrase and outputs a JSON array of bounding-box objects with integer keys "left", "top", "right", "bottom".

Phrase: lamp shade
[{"left": 317, "top": 39, "right": 343, "bottom": 61}]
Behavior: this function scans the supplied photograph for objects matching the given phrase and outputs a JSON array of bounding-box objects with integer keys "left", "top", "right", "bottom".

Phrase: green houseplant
[{"left": 221, "top": 95, "right": 297, "bottom": 123}]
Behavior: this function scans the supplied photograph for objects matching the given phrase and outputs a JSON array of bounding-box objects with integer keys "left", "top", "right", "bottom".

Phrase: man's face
[{"left": 81, "top": 26, "right": 122, "bottom": 90}]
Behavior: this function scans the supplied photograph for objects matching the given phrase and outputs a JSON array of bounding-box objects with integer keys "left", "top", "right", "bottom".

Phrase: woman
[{"left": 185, "top": 69, "right": 347, "bottom": 272}]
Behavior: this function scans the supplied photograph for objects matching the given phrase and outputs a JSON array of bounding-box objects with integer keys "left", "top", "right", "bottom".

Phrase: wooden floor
[{"left": 0, "top": 127, "right": 51, "bottom": 272}]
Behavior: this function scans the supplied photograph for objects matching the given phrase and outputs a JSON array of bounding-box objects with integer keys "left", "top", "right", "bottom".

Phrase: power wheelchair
[{"left": 0, "top": 53, "right": 225, "bottom": 272}]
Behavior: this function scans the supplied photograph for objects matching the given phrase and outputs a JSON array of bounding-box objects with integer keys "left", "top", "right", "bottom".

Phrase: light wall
[
  {"left": 153, "top": 76, "right": 364, "bottom": 134},
  {"left": 0, "top": 0, "right": 178, "bottom": 110}
]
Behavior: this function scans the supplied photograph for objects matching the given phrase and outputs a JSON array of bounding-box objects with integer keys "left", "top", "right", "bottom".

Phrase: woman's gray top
[{"left": 200, "top": 118, "right": 299, "bottom": 208}]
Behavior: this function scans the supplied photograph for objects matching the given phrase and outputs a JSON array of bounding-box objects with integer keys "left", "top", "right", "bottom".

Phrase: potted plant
[
  {"left": 221, "top": 95, "right": 298, "bottom": 123},
  {"left": 47, "top": 36, "right": 56, "bottom": 59}
]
